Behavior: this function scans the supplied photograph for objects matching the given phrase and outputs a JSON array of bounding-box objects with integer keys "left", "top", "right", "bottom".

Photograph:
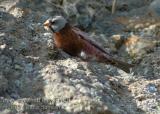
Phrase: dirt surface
[{"left": 0, "top": 0, "right": 160, "bottom": 114}]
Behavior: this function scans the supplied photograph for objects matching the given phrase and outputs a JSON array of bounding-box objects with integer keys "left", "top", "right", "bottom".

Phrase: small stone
[
  {"left": 25, "top": 63, "right": 33, "bottom": 73},
  {"left": 14, "top": 64, "right": 23, "bottom": 70},
  {"left": 9, "top": 7, "right": 24, "bottom": 18},
  {"left": 145, "top": 83, "right": 157, "bottom": 93},
  {"left": 0, "top": 44, "right": 6, "bottom": 50}
]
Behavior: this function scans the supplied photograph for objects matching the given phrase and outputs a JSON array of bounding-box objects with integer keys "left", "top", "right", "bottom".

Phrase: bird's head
[{"left": 43, "top": 16, "right": 67, "bottom": 33}]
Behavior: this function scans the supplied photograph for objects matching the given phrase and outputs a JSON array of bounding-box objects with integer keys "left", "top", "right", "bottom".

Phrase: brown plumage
[{"left": 43, "top": 16, "right": 133, "bottom": 73}]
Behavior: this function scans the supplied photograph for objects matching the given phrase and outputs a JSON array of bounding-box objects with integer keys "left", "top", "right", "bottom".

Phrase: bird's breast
[{"left": 54, "top": 32, "right": 83, "bottom": 56}]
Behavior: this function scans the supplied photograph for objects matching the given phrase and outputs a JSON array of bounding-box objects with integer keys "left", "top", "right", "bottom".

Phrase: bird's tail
[{"left": 106, "top": 58, "right": 134, "bottom": 73}]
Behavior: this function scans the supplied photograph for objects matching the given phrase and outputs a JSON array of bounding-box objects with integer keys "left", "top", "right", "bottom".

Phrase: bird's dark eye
[{"left": 51, "top": 21, "right": 55, "bottom": 24}]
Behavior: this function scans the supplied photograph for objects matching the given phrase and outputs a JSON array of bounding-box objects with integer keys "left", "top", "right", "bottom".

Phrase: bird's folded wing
[{"left": 72, "top": 27, "right": 112, "bottom": 56}]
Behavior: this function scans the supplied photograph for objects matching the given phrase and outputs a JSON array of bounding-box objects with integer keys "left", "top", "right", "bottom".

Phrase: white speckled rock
[{"left": 0, "top": 0, "right": 159, "bottom": 114}]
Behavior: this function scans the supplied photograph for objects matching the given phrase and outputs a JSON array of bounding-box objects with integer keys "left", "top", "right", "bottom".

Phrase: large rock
[
  {"left": 0, "top": 0, "right": 160, "bottom": 114},
  {"left": 148, "top": 0, "right": 160, "bottom": 17}
]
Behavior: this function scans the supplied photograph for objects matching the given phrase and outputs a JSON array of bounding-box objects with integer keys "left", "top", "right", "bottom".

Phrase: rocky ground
[{"left": 0, "top": 0, "right": 160, "bottom": 114}]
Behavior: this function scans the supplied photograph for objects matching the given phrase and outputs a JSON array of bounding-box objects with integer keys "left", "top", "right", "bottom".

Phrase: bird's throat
[{"left": 49, "top": 26, "right": 55, "bottom": 33}]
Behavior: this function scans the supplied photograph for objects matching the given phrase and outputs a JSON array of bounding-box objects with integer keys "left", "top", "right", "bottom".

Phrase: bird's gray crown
[{"left": 50, "top": 16, "right": 67, "bottom": 32}]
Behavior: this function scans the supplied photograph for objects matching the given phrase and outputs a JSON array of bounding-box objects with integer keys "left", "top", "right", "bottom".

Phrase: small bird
[{"left": 43, "top": 16, "right": 133, "bottom": 73}]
